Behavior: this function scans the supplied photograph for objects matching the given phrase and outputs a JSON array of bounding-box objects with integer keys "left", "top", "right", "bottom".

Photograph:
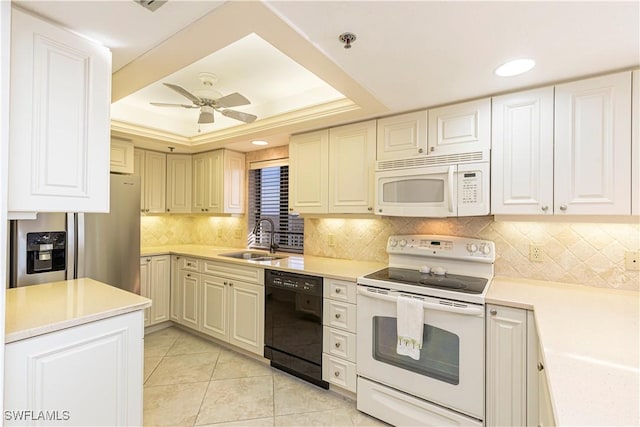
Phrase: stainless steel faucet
[{"left": 252, "top": 218, "right": 278, "bottom": 254}]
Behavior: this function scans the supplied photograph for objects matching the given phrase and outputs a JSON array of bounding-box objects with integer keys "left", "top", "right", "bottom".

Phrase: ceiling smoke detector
[{"left": 134, "top": 0, "right": 168, "bottom": 12}]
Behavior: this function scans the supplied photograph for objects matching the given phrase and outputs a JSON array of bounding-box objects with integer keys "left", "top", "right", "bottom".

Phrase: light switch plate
[{"left": 625, "top": 251, "right": 640, "bottom": 271}]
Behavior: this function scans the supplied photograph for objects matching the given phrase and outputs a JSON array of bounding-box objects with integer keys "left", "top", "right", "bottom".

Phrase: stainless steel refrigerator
[{"left": 9, "top": 174, "right": 141, "bottom": 294}]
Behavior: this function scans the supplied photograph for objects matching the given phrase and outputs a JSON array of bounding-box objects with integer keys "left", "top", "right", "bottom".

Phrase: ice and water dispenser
[{"left": 25, "top": 232, "right": 66, "bottom": 274}]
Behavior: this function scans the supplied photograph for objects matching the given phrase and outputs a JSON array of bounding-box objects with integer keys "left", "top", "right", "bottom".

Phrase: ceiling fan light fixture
[
  {"left": 198, "top": 106, "right": 215, "bottom": 124},
  {"left": 494, "top": 58, "right": 536, "bottom": 77}
]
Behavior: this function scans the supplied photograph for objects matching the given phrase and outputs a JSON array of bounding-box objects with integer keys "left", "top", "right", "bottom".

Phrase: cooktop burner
[{"left": 364, "top": 267, "right": 488, "bottom": 295}]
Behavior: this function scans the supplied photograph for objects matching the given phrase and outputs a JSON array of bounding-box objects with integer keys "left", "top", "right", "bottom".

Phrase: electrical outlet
[
  {"left": 625, "top": 251, "right": 640, "bottom": 271},
  {"left": 529, "top": 244, "right": 544, "bottom": 262},
  {"left": 328, "top": 234, "right": 336, "bottom": 247},
  {"left": 217, "top": 228, "right": 222, "bottom": 238},
  {"left": 234, "top": 228, "right": 242, "bottom": 239}
]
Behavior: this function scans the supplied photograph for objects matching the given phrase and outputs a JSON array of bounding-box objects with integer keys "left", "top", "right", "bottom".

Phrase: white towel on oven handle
[{"left": 396, "top": 294, "right": 424, "bottom": 361}]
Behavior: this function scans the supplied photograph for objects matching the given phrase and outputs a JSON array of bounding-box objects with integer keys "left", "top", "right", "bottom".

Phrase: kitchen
[{"left": 1, "top": 1, "right": 639, "bottom": 426}]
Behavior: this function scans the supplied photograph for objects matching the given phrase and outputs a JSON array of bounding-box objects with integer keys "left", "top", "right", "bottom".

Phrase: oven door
[
  {"left": 375, "top": 164, "right": 457, "bottom": 217},
  {"left": 356, "top": 285, "right": 485, "bottom": 419}
]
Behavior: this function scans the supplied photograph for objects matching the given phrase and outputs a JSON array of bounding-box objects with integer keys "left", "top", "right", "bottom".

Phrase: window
[{"left": 248, "top": 162, "right": 303, "bottom": 253}]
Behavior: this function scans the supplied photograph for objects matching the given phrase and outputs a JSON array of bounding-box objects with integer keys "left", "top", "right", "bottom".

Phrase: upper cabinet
[
  {"left": 428, "top": 98, "right": 491, "bottom": 156},
  {"left": 376, "top": 110, "right": 427, "bottom": 160},
  {"left": 290, "top": 120, "right": 376, "bottom": 215},
  {"left": 632, "top": 70, "right": 639, "bottom": 215},
  {"left": 134, "top": 149, "right": 166, "bottom": 214},
  {"left": 110, "top": 138, "right": 134, "bottom": 174},
  {"left": 491, "top": 87, "right": 554, "bottom": 215},
  {"left": 8, "top": 8, "right": 111, "bottom": 214},
  {"left": 166, "top": 154, "right": 192, "bottom": 214},
  {"left": 554, "top": 71, "right": 631, "bottom": 215},
  {"left": 192, "top": 149, "right": 245, "bottom": 214}
]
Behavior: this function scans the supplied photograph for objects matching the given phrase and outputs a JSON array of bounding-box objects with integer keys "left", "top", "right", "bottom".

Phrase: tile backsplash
[{"left": 142, "top": 213, "right": 639, "bottom": 291}]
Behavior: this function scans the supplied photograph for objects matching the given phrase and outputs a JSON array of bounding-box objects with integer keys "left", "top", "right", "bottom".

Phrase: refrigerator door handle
[{"left": 75, "top": 213, "right": 85, "bottom": 279}]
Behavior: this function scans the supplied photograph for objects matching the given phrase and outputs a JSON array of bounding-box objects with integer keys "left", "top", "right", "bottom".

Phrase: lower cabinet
[
  {"left": 486, "top": 304, "right": 555, "bottom": 427},
  {"left": 172, "top": 256, "right": 264, "bottom": 356},
  {"left": 140, "top": 255, "right": 171, "bottom": 327},
  {"left": 5, "top": 310, "right": 144, "bottom": 426},
  {"left": 322, "top": 278, "right": 358, "bottom": 392}
]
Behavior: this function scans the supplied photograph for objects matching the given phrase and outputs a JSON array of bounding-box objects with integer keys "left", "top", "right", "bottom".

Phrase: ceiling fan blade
[
  {"left": 150, "top": 102, "right": 197, "bottom": 108},
  {"left": 221, "top": 109, "right": 257, "bottom": 123},
  {"left": 216, "top": 92, "right": 250, "bottom": 108},
  {"left": 163, "top": 83, "right": 201, "bottom": 104}
]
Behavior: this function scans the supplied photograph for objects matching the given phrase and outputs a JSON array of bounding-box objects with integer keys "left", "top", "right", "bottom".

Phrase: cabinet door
[
  {"left": 224, "top": 150, "right": 246, "bottom": 214},
  {"left": 192, "top": 153, "right": 207, "bottom": 212},
  {"left": 150, "top": 255, "right": 171, "bottom": 325},
  {"left": 133, "top": 149, "right": 146, "bottom": 214},
  {"left": 140, "top": 258, "right": 151, "bottom": 326},
  {"left": 538, "top": 349, "right": 556, "bottom": 427},
  {"left": 491, "top": 87, "right": 554, "bottom": 215},
  {"left": 329, "top": 120, "right": 376, "bottom": 213},
  {"left": 632, "top": 69, "right": 639, "bottom": 215},
  {"left": 5, "top": 311, "right": 144, "bottom": 426},
  {"left": 554, "top": 71, "right": 632, "bottom": 215},
  {"left": 166, "top": 154, "right": 192, "bottom": 213},
  {"left": 228, "top": 281, "right": 264, "bottom": 355},
  {"left": 170, "top": 256, "right": 181, "bottom": 322},
  {"left": 376, "top": 110, "right": 428, "bottom": 160},
  {"left": 205, "top": 150, "right": 223, "bottom": 212},
  {"left": 289, "top": 129, "right": 329, "bottom": 213},
  {"left": 144, "top": 151, "right": 167, "bottom": 213},
  {"left": 201, "top": 274, "right": 228, "bottom": 341},
  {"left": 179, "top": 271, "right": 200, "bottom": 329},
  {"left": 8, "top": 8, "right": 111, "bottom": 213},
  {"left": 428, "top": 98, "right": 491, "bottom": 156},
  {"left": 486, "top": 305, "right": 527, "bottom": 427},
  {"left": 110, "top": 139, "right": 134, "bottom": 174}
]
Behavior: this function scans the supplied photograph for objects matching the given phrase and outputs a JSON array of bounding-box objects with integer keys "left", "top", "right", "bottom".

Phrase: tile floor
[{"left": 143, "top": 326, "right": 389, "bottom": 427}]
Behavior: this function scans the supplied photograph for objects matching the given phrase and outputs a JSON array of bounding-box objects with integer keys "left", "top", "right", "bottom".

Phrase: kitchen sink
[{"left": 219, "top": 251, "right": 287, "bottom": 262}]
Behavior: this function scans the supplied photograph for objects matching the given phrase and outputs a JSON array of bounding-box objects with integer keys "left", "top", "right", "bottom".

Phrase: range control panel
[{"left": 387, "top": 234, "right": 495, "bottom": 262}]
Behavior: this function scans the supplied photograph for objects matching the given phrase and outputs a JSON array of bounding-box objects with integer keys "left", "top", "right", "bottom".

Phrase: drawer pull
[
  {"left": 335, "top": 313, "right": 341, "bottom": 319},
  {"left": 186, "top": 274, "right": 191, "bottom": 277},
  {"left": 490, "top": 309, "right": 497, "bottom": 315},
  {"left": 335, "top": 342, "right": 341, "bottom": 348},
  {"left": 335, "top": 288, "right": 342, "bottom": 294},
  {"left": 538, "top": 362, "right": 544, "bottom": 372},
  {"left": 334, "top": 371, "right": 340, "bottom": 377},
  {"left": 229, "top": 282, "right": 234, "bottom": 287},
  {"left": 187, "top": 262, "right": 192, "bottom": 266},
  {"left": 224, "top": 281, "right": 228, "bottom": 286}
]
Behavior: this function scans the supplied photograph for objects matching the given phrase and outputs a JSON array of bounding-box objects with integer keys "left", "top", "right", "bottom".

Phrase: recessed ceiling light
[
  {"left": 251, "top": 140, "right": 268, "bottom": 146},
  {"left": 494, "top": 58, "right": 536, "bottom": 77}
]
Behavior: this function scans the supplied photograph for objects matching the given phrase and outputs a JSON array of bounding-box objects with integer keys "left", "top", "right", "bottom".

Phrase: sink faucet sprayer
[{"left": 252, "top": 218, "right": 278, "bottom": 254}]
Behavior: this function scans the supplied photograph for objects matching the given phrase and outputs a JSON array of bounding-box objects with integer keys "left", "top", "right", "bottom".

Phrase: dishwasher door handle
[{"left": 357, "top": 287, "right": 484, "bottom": 316}]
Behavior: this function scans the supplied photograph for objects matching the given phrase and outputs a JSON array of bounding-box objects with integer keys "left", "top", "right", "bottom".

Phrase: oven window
[
  {"left": 372, "top": 316, "right": 459, "bottom": 385},
  {"left": 382, "top": 179, "right": 444, "bottom": 203}
]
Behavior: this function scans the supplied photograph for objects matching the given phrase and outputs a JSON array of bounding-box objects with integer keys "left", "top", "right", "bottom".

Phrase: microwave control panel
[{"left": 457, "top": 163, "right": 490, "bottom": 216}]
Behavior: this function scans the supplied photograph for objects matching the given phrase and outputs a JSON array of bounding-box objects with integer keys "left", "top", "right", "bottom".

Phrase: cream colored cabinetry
[
  {"left": 166, "top": 154, "right": 192, "bottom": 213},
  {"left": 134, "top": 149, "right": 166, "bottom": 214},
  {"left": 290, "top": 121, "right": 376, "bottom": 214},
  {"left": 322, "top": 278, "right": 358, "bottom": 392},
  {"left": 170, "top": 255, "right": 182, "bottom": 322},
  {"left": 289, "top": 130, "right": 329, "bottom": 213},
  {"left": 632, "top": 69, "right": 639, "bottom": 215},
  {"left": 554, "top": 71, "right": 632, "bottom": 215},
  {"left": 176, "top": 257, "right": 201, "bottom": 330},
  {"left": 140, "top": 255, "right": 171, "bottom": 327},
  {"left": 491, "top": 87, "right": 554, "bottom": 215},
  {"left": 5, "top": 311, "right": 144, "bottom": 426},
  {"left": 537, "top": 347, "right": 556, "bottom": 427},
  {"left": 376, "top": 110, "right": 428, "bottom": 160},
  {"left": 192, "top": 150, "right": 245, "bottom": 214},
  {"left": 428, "top": 98, "right": 491, "bottom": 156},
  {"left": 8, "top": 8, "right": 111, "bottom": 214},
  {"left": 110, "top": 138, "right": 134, "bottom": 174},
  {"left": 486, "top": 305, "right": 549, "bottom": 427}
]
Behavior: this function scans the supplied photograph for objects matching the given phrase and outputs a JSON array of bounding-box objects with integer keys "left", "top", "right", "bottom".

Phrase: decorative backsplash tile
[
  {"left": 304, "top": 216, "right": 640, "bottom": 291},
  {"left": 141, "top": 215, "right": 246, "bottom": 248}
]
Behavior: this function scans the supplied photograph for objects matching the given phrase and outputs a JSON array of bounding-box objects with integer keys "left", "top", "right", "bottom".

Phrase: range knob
[
  {"left": 431, "top": 266, "right": 446, "bottom": 276},
  {"left": 389, "top": 239, "right": 398, "bottom": 248},
  {"left": 467, "top": 243, "right": 478, "bottom": 253},
  {"left": 399, "top": 239, "right": 407, "bottom": 248},
  {"left": 479, "top": 244, "right": 491, "bottom": 255}
]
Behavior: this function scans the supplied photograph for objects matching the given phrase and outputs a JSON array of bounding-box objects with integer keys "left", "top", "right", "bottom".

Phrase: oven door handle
[{"left": 357, "top": 287, "right": 484, "bottom": 316}]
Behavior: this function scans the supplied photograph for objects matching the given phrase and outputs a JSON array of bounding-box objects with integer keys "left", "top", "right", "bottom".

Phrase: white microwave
[{"left": 375, "top": 161, "right": 489, "bottom": 217}]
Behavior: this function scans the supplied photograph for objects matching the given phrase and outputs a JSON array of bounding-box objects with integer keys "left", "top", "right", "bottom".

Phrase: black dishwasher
[{"left": 264, "top": 269, "right": 328, "bottom": 389}]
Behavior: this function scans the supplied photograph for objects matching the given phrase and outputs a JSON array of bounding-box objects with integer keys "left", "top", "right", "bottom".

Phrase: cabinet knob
[
  {"left": 560, "top": 204, "right": 568, "bottom": 211},
  {"left": 378, "top": 209, "right": 382, "bottom": 213},
  {"left": 335, "top": 342, "right": 341, "bottom": 348},
  {"left": 176, "top": 257, "right": 180, "bottom": 260},
  {"left": 335, "top": 288, "right": 342, "bottom": 294},
  {"left": 367, "top": 207, "right": 373, "bottom": 211},
  {"left": 335, "top": 313, "right": 341, "bottom": 319},
  {"left": 146, "top": 258, "right": 151, "bottom": 262},
  {"left": 201, "top": 209, "right": 204, "bottom": 212},
  {"left": 186, "top": 274, "right": 191, "bottom": 277},
  {"left": 541, "top": 205, "right": 549, "bottom": 212},
  {"left": 167, "top": 208, "right": 170, "bottom": 212},
  {"left": 289, "top": 208, "right": 294, "bottom": 211},
  {"left": 224, "top": 281, "right": 228, "bottom": 286},
  {"left": 430, "top": 147, "right": 435, "bottom": 152},
  {"left": 334, "top": 371, "right": 340, "bottom": 377},
  {"left": 418, "top": 148, "right": 424, "bottom": 153},
  {"left": 537, "top": 362, "right": 544, "bottom": 371},
  {"left": 146, "top": 209, "right": 150, "bottom": 213},
  {"left": 490, "top": 309, "right": 497, "bottom": 315},
  {"left": 205, "top": 208, "right": 209, "bottom": 212},
  {"left": 229, "top": 282, "right": 233, "bottom": 287}
]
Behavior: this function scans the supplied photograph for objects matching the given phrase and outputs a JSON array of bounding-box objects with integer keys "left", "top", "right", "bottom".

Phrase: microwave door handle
[
  {"left": 447, "top": 165, "right": 455, "bottom": 213},
  {"left": 357, "top": 287, "right": 483, "bottom": 316}
]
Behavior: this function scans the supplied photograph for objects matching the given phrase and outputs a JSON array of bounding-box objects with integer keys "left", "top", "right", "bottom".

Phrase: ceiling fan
[{"left": 150, "top": 73, "right": 257, "bottom": 125}]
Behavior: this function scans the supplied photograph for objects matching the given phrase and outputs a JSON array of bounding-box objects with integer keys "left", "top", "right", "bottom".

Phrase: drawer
[
  {"left": 322, "top": 354, "right": 356, "bottom": 392},
  {"left": 323, "top": 300, "right": 356, "bottom": 332},
  {"left": 323, "top": 326, "right": 356, "bottom": 362},
  {"left": 179, "top": 257, "right": 200, "bottom": 272},
  {"left": 202, "top": 260, "right": 263, "bottom": 285},
  {"left": 323, "top": 279, "right": 357, "bottom": 304}
]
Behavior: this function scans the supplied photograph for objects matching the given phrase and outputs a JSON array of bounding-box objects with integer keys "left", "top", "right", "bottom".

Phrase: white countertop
[
  {"left": 5, "top": 278, "right": 151, "bottom": 343},
  {"left": 487, "top": 277, "right": 640, "bottom": 426},
  {"left": 141, "top": 245, "right": 386, "bottom": 281}
]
